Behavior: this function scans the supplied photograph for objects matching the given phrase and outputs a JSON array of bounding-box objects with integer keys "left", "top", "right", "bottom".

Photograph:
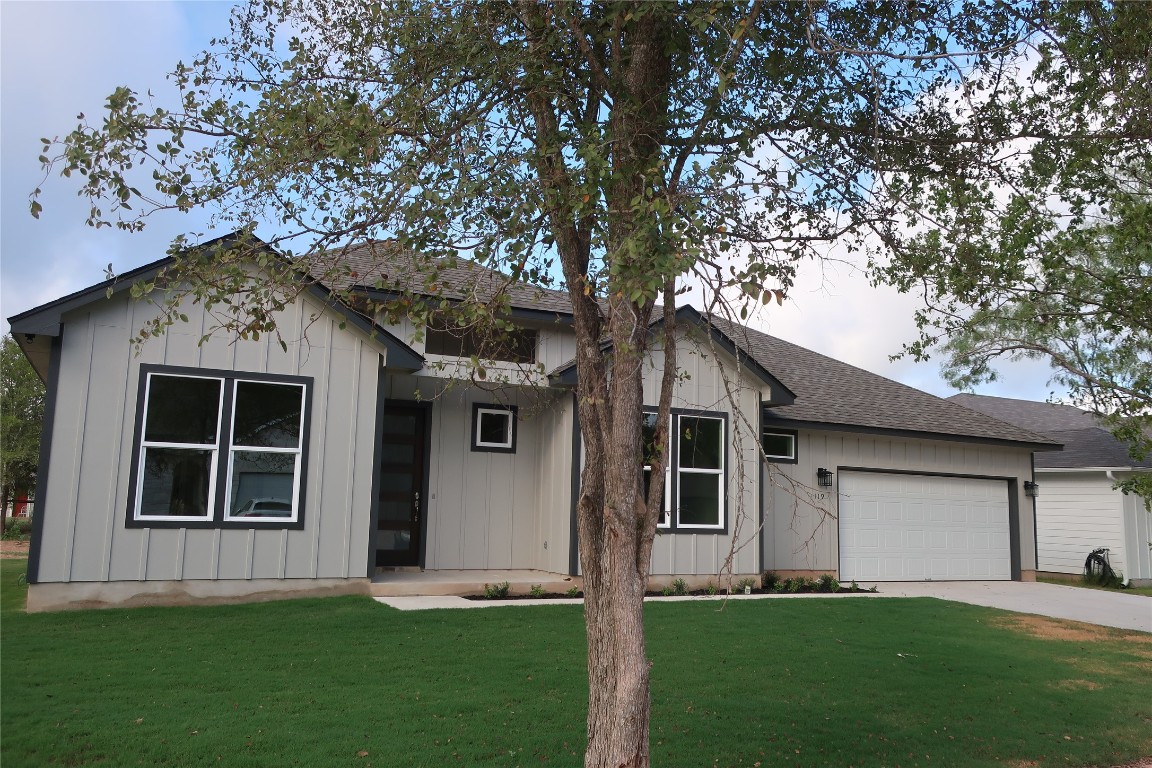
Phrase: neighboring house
[
  {"left": 950, "top": 394, "right": 1152, "bottom": 586},
  {"left": 9, "top": 234, "right": 1059, "bottom": 610}
]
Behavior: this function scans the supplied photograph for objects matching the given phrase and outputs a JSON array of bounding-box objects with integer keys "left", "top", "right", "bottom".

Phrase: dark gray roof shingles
[
  {"left": 312, "top": 244, "right": 1056, "bottom": 447},
  {"left": 315, "top": 241, "right": 574, "bottom": 316},
  {"left": 947, "top": 394, "right": 1149, "bottom": 469},
  {"left": 709, "top": 317, "right": 1057, "bottom": 447}
]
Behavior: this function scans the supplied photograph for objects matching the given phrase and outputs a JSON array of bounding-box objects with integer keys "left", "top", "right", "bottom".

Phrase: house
[
  {"left": 950, "top": 394, "right": 1152, "bottom": 585},
  {"left": 9, "top": 234, "right": 1059, "bottom": 611}
]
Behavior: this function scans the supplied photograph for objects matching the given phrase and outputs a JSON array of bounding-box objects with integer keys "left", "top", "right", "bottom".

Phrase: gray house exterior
[{"left": 10, "top": 236, "right": 1059, "bottom": 610}]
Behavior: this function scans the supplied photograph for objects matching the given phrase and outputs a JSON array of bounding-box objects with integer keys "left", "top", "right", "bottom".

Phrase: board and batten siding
[
  {"left": 1034, "top": 472, "right": 1133, "bottom": 578},
  {"left": 386, "top": 375, "right": 568, "bottom": 571},
  {"left": 638, "top": 331, "right": 762, "bottom": 577},
  {"left": 34, "top": 289, "right": 383, "bottom": 595},
  {"left": 763, "top": 431, "right": 1037, "bottom": 576}
]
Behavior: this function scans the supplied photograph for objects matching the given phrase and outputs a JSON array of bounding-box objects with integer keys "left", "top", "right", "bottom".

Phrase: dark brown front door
[{"left": 375, "top": 403, "right": 427, "bottom": 567}]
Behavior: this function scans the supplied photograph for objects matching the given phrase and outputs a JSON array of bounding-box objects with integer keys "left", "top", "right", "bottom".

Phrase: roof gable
[{"left": 7, "top": 232, "right": 423, "bottom": 375}]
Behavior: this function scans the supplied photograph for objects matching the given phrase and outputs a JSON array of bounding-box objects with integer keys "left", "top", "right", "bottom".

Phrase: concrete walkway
[
  {"left": 860, "top": 581, "right": 1151, "bottom": 633},
  {"left": 376, "top": 581, "right": 1152, "bottom": 633}
]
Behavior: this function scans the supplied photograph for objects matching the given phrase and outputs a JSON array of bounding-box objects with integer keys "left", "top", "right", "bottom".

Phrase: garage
[{"left": 838, "top": 471, "right": 1012, "bottom": 581}]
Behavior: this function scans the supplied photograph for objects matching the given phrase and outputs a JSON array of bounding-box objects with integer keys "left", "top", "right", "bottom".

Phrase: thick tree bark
[{"left": 516, "top": 4, "right": 674, "bottom": 765}]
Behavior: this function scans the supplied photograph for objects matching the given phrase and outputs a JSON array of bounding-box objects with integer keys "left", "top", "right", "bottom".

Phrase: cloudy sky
[{"left": 1, "top": 1, "right": 1063, "bottom": 403}]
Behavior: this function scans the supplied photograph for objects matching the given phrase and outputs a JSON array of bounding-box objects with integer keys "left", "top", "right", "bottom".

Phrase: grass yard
[
  {"left": 1038, "top": 576, "right": 1152, "bottom": 598},
  {"left": 2, "top": 558, "right": 1150, "bottom": 768}
]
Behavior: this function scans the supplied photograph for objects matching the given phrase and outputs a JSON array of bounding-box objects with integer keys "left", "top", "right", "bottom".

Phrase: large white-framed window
[
  {"left": 128, "top": 366, "right": 311, "bottom": 529},
  {"left": 134, "top": 373, "right": 225, "bottom": 522},
  {"left": 643, "top": 409, "right": 728, "bottom": 532},
  {"left": 675, "top": 414, "right": 726, "bottom": 530}
]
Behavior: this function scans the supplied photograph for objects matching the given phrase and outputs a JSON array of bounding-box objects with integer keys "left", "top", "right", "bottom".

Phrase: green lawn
[
  {"left": 2, "top": 558, "right": 1150, "bottom": 768},
  {"left": 1038, "top": 576, "right": 1152, "bottom": 598}
]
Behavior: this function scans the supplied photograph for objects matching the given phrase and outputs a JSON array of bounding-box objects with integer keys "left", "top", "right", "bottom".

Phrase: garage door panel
[{"left": 840, "top": 472, "right": 1011, "bottom": 581}]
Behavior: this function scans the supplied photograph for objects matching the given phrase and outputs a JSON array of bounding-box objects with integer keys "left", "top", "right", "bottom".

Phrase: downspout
[
  {"left": 1105, "top": 470, "right": 1131, "bottom": 587},
  {"left": 1030, "top": 453, "right": 1038, "bottom": 580}
]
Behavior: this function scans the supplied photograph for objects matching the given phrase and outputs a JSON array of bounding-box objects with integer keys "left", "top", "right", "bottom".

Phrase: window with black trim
[
  {"left": 761, "top": 428, "right": 797, "bottom": 463},
  {"left": 471, "top": 403, "right": 518, "bottom": 453},
  {"left": 426, "top": 317, "right": 537, "bottom": 363},
  {"left": 645, "top": 409, "right": 727, "bottom": 532},
  {"left": 128, "top": 366, "right": 310, "bottom": 528}
]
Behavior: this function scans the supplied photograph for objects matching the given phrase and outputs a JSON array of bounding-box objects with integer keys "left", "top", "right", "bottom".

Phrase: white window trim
[
  {"left": 221, "top": 378, "right": 308, "bottom": 522},
  {"left": 674, "top": 414, "right": 726, "bottom": 531},
  {"left": 762, "top": 430, "right": 796, "bottom": 461},
  {"left": 130, "top": 368, "right": 310, "bottom": 527},
  {"left": 134, "top": 373, "right": 225, "bottom": 523},
  {"left": 473, "top": 405, "right": 516, "bottom": 451},
  {"left": 645, "top": 410, "right": 727, "bottom": 532}
]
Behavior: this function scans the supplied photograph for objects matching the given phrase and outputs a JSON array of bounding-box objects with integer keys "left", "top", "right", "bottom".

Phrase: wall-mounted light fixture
[
  {"left": 817, "top": 467, "right": 834, "bottom": 488},
  {"left": 1024, "top": 480, "right": 1039, "bottom": 498}
]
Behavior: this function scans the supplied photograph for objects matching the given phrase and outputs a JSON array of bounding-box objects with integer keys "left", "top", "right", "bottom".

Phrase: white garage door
[{"left": 839, "top": 472, "right": 1011, "bottom": 581}]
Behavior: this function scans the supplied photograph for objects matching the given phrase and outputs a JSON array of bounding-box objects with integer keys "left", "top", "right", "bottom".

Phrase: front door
[{"left": 375, "top": 403, "right": 428, "bottom": 567}]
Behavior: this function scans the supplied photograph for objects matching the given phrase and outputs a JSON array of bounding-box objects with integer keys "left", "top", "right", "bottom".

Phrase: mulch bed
[{"left": 0, "top": 540, "right": 30, "bottom": 559}]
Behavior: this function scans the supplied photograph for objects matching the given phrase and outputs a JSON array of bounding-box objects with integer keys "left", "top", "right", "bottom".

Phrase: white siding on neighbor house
[
  {"left": 763, "top": 431, "right": 1036, "bottom": 577},
  {"left": 385, "top": 374, "right": 566, "bottom": 571},
  {"left": 1034, "top": 472, "right": 1130, "bottom": 577},
  {"left": 1121, "top": 489, "right": 1152, "bottom": 582},
  {"left": 37, "top": 289, "right": 383, "bottom": 586},
  {"left": 638, "top": 330, "right": 762, "bottom": 577}
]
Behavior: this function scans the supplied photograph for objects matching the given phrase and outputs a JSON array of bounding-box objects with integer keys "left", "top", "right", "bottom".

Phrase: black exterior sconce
[
  {"left": 1024, "top": 480, "right": 1039, "bottom": 498},
  {"left": 817, "top": 467, "right": 834, "bottom": 488}
]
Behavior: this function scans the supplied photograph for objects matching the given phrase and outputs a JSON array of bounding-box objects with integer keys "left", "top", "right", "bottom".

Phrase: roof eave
[{"left": 760, "top": 414, "right": 1063, "bottom": 451}]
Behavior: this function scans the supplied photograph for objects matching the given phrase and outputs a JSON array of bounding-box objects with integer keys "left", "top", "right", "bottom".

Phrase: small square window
[
  {"left": 762, "top": 430, "right": 797, "bottom": 462},
  {"left": 471, "top": 404, "right": 517, "bottom": 453}
]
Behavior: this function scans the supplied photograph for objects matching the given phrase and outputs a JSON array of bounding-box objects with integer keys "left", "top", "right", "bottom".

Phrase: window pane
[
  {"left": 139, "top": 447, "right": 213, "bottom": 518},
  {"left": 229, "top": 451, "right": 296, "bottom": 517},
  {"left": 145, "top": 376, "right": 221, "bottom": 445},
  {"left": 678, "top": 473, "right": 722, "bottom": 526},
  {"left": 478, "top": 411, "right": 511, "bottom": 445},
  {"left": 762, "top": 433, "right": 795, "bottom": 459},
  {"left": 426, "top": 319, "right": 537, "bottom": 363},
  {"left": 678, "top": 417, "right": 723, "bottom": 469},
  {"left": 641, "top": 412, "right": 660, "bottom": 466},
  {"left": 232, "top": 382, "right": 303, "bottom": 448}
]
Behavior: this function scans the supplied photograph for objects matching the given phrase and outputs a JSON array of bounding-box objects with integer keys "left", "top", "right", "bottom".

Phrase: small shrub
[
  {"left": 565, "top": 586, "right": 581, "bottom": 598},
  {"left": 849, "top": 580, "right": 860, "bottom": 592},
  {"left": 736, "top": 576, "right": 757, "bottom": 593},
  {"left": 529, "top": 584, "right": 545, "bottom": 598},
  {"left": 2, "top": 517, "right": 33, "bottom": 541},
  {"left": 661, "top": 585, "right": 674, "bottom": 596},
  {"left": 786, "top": 577, "right": 811, "bottom": 593},
  {"left": 817, "top": 573, "right": 839, "bottom": 593},
  {"left": 671, "top": 578, "right": 688, "bottom": 596},
  {"left": 761, "top": 571, "right": 780, "bottom": 591},
  {"left": 483, "top": 581, "right": 510, "bottom": 599},
  {"left": 705, "top": 582, "right": 718, "bottom": 595}
]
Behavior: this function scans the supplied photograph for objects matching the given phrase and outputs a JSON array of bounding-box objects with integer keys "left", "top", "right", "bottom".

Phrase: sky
[{"left": 0, "top": 0, "right": 1065, "bottom": 403}]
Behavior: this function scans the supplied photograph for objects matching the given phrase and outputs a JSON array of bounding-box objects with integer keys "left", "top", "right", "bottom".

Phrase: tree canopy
[
  {"left": 1, "top": 335, "right": 45, "bottom": 514},
  {"left": 875, "top": 2, "right": 1152, "bottom": 496},
  {"left": 34, "top": 1, "right": 1137, "bottom": 765}
]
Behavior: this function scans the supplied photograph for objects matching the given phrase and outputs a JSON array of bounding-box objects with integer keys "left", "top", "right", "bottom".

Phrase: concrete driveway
[{"left": 863, "top": 581, "right": 1152, "bottom": 633}]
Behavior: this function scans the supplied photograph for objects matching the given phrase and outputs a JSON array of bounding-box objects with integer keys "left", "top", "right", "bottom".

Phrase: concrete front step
[{"left": 369, "top": 569, "right": 580, "bottom": 597}]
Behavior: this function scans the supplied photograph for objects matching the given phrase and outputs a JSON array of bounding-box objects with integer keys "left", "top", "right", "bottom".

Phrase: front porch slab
[{"left": 369, "top": 568, "right": 579, "bottom": 597}]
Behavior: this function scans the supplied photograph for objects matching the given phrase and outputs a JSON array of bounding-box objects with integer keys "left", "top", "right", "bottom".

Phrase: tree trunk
[{"left": 515, "top": 4, "right": 674, "bottom": 765}]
